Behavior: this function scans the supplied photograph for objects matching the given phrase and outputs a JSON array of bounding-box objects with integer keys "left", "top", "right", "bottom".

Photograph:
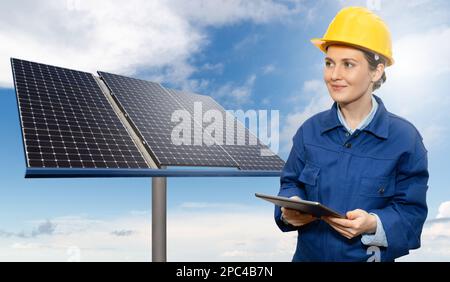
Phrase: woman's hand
[
  {"left": 322, "top": 209, "right": 377, "bottom": 239},
  {"left": 281, "top": 196, "right": 318, "bottom": 227}
]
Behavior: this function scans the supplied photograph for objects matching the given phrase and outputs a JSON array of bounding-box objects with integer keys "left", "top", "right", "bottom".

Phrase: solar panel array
[
  {"left": 11, "top": 58, "right": 149, "bottom": 169},
  {"left": 100, "top": 72, "right": 285, "bottom": 170},
  {"left": 11, "top": 58, "right": 284, "bottom": 172}
]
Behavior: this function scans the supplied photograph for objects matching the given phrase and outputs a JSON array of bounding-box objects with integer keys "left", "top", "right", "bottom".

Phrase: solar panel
[
  {"left": 99, "top": 71, "right": 284, "bottom": 170},
  {"left": 98, "top": 72, "right": 239, "bottom": 168},
  {"left": 11, "top": 58, "right": 149, "bottom": 169},
  {"left": 166, "top": 89, "right": 285, "bottom": 171}
]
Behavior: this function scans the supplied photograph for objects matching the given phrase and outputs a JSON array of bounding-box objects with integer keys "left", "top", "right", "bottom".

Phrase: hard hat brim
[{"left": 310, "top": 38, "right": 394, "bottom": 66}]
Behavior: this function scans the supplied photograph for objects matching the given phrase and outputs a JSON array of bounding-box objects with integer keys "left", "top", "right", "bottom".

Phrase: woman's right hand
[{"left": 281, "top": 196, "right": 317, "bottom": 227}]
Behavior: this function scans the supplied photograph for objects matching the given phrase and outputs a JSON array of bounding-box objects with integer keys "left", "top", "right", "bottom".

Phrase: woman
[{"left": 275, "top": 7, "right": 428, "bottom": 262}]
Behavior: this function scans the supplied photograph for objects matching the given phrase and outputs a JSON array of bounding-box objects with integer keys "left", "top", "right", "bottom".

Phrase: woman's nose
[{"left": 330, "top": 65, "right": 343, "bottom": 80}]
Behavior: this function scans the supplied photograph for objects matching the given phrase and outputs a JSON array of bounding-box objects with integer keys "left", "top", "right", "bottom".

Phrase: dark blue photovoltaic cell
[{"left": 11, "top": 58, "right": 149, "bottom": 169}]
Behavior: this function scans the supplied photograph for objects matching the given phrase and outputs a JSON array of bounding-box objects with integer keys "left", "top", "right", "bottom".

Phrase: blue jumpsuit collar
[{"left": 320, "top": 94, "right": 389, "bottom": 139}]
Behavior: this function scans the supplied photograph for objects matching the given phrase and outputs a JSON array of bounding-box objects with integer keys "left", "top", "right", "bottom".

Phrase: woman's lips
[{"left": 331, "top": 85, "right": 347, "bottom": 91}]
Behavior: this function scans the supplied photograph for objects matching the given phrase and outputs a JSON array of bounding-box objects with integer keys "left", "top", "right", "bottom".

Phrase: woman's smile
[{"left": 330, "top": 84, "right": 348, "bottom": 92}]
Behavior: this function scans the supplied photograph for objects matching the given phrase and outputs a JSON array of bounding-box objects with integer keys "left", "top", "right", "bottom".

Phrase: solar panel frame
[{"left": 11, "top": 58, "right": 150, "bottom": 170}]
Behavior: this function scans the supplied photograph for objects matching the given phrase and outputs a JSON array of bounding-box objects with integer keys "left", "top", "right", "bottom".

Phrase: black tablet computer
[{"left": 255, "top": 193, "right": 345, "bottom": 218}]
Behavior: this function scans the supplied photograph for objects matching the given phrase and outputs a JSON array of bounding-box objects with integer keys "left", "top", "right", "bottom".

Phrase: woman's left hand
[{"left": 322, "top": 209, "right": 377, "bottom": 240}]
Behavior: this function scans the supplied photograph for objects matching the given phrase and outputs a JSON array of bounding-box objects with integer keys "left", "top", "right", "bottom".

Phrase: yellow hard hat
[{"left": 311, "top": 7, "right": 394, "bottom": 66}]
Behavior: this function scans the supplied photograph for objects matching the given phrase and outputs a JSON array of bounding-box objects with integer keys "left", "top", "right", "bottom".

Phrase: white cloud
[
  {"left": 111, "top": 230, "right": 135, "bottom": 237},
  {"left": 301, "top": 79, "right": 325, "bottom": 94},
  {"left": 261, "top": 64, "right": 276, "bottom": 75},
  {"left": 399, "top": 221, "right": 450, "bottom": 261},
  {"left": 168, "top": 208, "right": 296, "bottom": 261},
  {"left": 437, "top": 201, "right": 450, "bottom": 219},
  {"left": 11, "top": 242, "right": 43, "bottom": 250},
  {"left": 233, "top": 34, "right": 262, "bottom": 51},
  {"left": 399, "top": 201, "right": 450, "bottom": 261},
  {"left": 4, "top": 202, "right": 450, "bottom": 261},
  {"left": 0, "top": 219, "right": 57, "bottom": 238},
  {"left": 377, "top": 26, "right": 450, "bottom": 151},
  {"left": 390, "top": 27, "right": 450, "bottom": 79},
  {"left": 0, "top": 213, "right": 151, "bottom": 262},
  {"left": 261, "top": 98, "right": 271, "bottom": 105},
  {"left": 179, "top": 202, "right": 248, "bottom": 210},
  {"left": 172, "top": 201, "right": 450, "bottom": 262},
  {"left": 212, "top": 74, "right": 257, "bottom": 106},
  {"left": 0, "top": 0, "right": 203, "bottom": 88},
  {"left": 200, "top": 63, "right": 224, "bottom": 74},
  {"left": 0, "top": 207, "right": 296, "bottom": 262},
  {"left": 0, "top": 0, "right": 303, "bottom": 88},
  {"left": 169, "top": 0, "right": 303, "bottom": 27}
]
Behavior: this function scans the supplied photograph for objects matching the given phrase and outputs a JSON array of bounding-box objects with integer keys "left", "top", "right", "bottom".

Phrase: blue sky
[{"left": 0, "top": 0, "right": 449, "bottom": 261}]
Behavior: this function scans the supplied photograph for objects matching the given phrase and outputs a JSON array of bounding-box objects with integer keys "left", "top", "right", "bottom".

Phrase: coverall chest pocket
[
  {"left": 298, "top": 163, "right": 320, "bottom": 201},
  {"left": 358, "top": 176, "right": 395, "bottom": 209}
]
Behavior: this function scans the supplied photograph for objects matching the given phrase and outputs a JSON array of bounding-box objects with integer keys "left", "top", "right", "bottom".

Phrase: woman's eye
[
  {"left": 344, "top": 62, "right": 354, "bottom": 68},
  {"left": 325, "top": 61, "right": 333, "bottom": 67}
]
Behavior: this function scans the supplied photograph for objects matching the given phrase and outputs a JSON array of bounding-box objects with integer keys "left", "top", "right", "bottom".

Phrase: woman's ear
[{"left": 372, "top": 63, "right": 385, "bottom": 82}]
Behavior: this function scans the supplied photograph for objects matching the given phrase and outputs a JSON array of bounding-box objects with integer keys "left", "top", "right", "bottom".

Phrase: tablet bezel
[{"left": 255, "top": 193, "right": 345, "bottom": 218}]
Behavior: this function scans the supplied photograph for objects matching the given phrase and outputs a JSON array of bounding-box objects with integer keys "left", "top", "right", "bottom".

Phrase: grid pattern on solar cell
[
  {"left": 11, "top": 58, "right": 149, "bottom": 169},
  {"left": 167, "top": 89, "right": 285, "bottom": 171},
  {"left": 98, "top": 72, "right": 239, "bottom": 168}
]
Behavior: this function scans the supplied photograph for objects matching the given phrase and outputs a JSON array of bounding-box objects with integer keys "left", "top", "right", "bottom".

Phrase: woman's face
[{"left": 323, "top": 45, "right": 375, "bottom": 105}]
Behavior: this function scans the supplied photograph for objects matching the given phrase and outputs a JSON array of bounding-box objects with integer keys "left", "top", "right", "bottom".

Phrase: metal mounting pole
[{"left": 152, "top": 175, "right": 167, "bottom": 262}]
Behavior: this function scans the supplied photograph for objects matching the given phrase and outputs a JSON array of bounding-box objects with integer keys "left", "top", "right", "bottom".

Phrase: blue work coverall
[{"left": 275, "top": 95, "right": 428, "bottom": 262}]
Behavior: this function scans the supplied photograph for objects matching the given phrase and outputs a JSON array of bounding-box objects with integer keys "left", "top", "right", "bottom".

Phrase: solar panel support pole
[{"left": 152, "top": 174, "right": 167, "bottom": 262}]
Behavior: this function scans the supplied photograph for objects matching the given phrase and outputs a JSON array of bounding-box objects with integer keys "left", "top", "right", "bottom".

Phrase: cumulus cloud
[
  {"left": 261, "top": 64, "right": 276, "bottom": 75},
  {"left": 378, "top": 26, "right": 450, "bottom": 151},
  {"left": 0, "top": 220, "right": 56, "bottom": 238},
  {"left": 399, "top": 201, "right": 450, "bottom": 261},
  {"left": 436, "top": 201, "right": 450, "bottom": 218},
  {"left": 111, "top": 230, "right": 135, "bottom": 237},
  {"left": 200, "top": 63, "right": 224, "bottom": 74},
  {"left": 168, "top": 207, "right": 296, "bottom": 261},
  {"left": 0, "top": 213, "right": 151, "bottom": 262},
  {"left": 31, "top": 220, "right": 56, "bottom": 237},
  {"left": 0, "top": 0, "right": 303, "bottom": 89},
  {"left": 0, "top": 207, "right": 295, "bottom": 262},
  {"left": 233, "top": 34, "right": 262, "bottom": 51},
  {"left": 3, "top": 202, "right": 450, "bottom": 262},
  {"left": 212, "top": 74, "right": 257, "bottom": 106},
  {"left": 0, "top": 0, "right": 201, "bottom": 87},
  {"left": 168, "top": 0, "right": 303, "bottom": 27},
  {"left": 179, "top": 202, "right": 248, "bottom": 210}
]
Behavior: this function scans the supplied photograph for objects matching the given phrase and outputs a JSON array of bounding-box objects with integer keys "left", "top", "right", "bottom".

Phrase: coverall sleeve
[
  {"left": 274, "top": 127, "right": 308, "bottom": 232},
  {"left": 370, "top": 138, "right": 429, "bottom": 261}
]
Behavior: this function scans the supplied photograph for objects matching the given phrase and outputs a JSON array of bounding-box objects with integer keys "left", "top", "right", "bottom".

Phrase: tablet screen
[{"left": 255, "top": 193, "right": 345, "bottom": 218}]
